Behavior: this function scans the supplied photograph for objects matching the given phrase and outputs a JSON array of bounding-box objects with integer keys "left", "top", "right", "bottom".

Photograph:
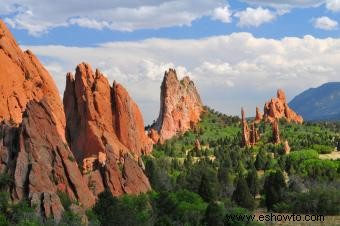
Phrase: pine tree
[
  {"left": 203, "top": 202, "right": 224, "bottom": 226},
  {"left": 263, "top": 170, "right": 286, "bottom": 210},
  {"left": 145, "top": 160, "right": 157, "bottom": 187},
  {"left": 198, "top": 174, "right": 216, "bottom": 202},
  {"left": 255, "top": 150, "right": 267, "bottom": 170},
  {"left": 232, "top": 176, "right": 255, "bottom": 210},
  {"left": 246, "top": 168, "right": 259, "bottom": 198}
]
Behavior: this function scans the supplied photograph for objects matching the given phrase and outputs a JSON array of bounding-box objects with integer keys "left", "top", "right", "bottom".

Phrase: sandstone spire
[
  {"left": 241, "top": 108, "right": 251, "bottom": 147},
  {"left": 255, "top": 106, "right": 263, "bottom": 123},
  {"left": 153, "top": 69, "right": 203, "bottom": 143},
  {"left": 249, "top": 122, "right": 260, "bottom": 145},
  {"left": 284, "top": 140, "right": 291, "bottom": 154},
  {"left": 272, "top": 119, "right": 281, "bottom": 144}
]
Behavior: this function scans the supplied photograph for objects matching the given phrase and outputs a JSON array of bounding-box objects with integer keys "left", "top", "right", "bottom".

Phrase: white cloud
[
  {"left": 234, "top": 7, "right": 276, "bottom": 27},
  {"left": 326, "top": 0, "right": 340, "bottom": 12},
  {"left": 211, "top": 6, "right": 232, "bottom": 23},
  {"left": 23, "top": 33, "right": 340, "bottom": 122},
  {"left": 0, "top": 0, "right": 230, "bottom": 35},
  {"left": 313, "top": 16, "right": 338, "bottom": 30},
  {"left": 242, "top": 0, "right": 324, "bottom": 9}
]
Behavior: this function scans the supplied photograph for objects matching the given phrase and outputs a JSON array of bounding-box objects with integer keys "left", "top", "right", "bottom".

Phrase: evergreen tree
[
  {"left": 263, "top": 170, "right": 286, "bottom": 210},
  {"left": 145, "top": 159, "right": 157, "bottom": 187},
  {"left": 255, "top": 150, "right": 267, "bottom": 170},
  {"left": 203, "top": 202, "right": 225, "bottom": 226},
  {"left": 199, "top": 174, "right": 216, "bottom": 202},
  {"left": 232, "top": 177, "right": 255, "bottom": 210},
  {"left": 246, "top": 168, "right": 259, "bottom": 198},
  {"left": 218, "top": 167, "right": 232, "bottom": 186}
]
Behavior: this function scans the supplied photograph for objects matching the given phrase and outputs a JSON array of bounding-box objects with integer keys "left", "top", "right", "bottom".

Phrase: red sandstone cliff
[
  {"left": 153, "top": 69, "right": 203, "bottom": 143},
  {"left": 0, "top": 100, "right": 95, "bottom": 222},
  {"left": 0, "top": 20, "right": 65, "bottom": 137},
  {"left": 0, "top": 19, "right": 152, "bottom": 222},
  {"left": 0, "top": 20, "right": 88, "bottom": 221},
  {"left": 63, "top": 63, "right": 151, "bottom": 196}
]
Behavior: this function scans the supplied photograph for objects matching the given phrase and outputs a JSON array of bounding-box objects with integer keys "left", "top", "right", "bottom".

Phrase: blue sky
[
  {"left": 5, "top": 0, "right": 340, "bottom": 46},
  {"left": 1, "top": 0, "right": 340, "bottom": 122}
]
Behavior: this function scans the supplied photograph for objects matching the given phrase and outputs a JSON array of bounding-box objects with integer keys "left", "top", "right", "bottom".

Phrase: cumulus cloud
[
  {"left": 0, "top": 0, "right": 230, "bottom": 35},
  {"left": 313, "top": 16, "right": 338, "bottom": 30},
  {"left": 234, "top": 7, "right": 276, "bottom": 27},
  {"left": 211, "top": 6, "right": 232, "bottom": 23},
  {"left": 326, "top": 0, "right": 340, "bottom": 12},
  {"left": 23, "top": 33, "right": 340, "bottom": 122}
]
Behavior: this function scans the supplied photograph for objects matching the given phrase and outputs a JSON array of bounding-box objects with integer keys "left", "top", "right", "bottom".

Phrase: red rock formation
[
  {"left": 264, "top": 89, "right": 303, "bottom": 124},
  {"left": 241, "top": 108, "right": 250, "bottom": 147},
  {"left": 63, "top": 63, "right": 151, "bottom": 196},
  {"left": 112, "top": 82, "right": 153, "bottom": 156},
  {"left": 0, "top": 20, "right": 65, "bottom": 137},
  {"left": 284, "top": 140, "right": 290, "bottom": 154},
  {"left": 0, "top": 100, "right": 95, "bottom": 222},
  {"left": 0, "top": 19, "right": 152, "bottom": 221},
  {"left": 0, "top": 20, "right": 86, "bottom": 221},
  {"left": 195, "top": 139, "right": 201, "bottom": 151},
  {"left": 272, "top": 119, "right": 281, "bottom": 144},
  {"left": 249, "top": 122, "right": 260, "bottom": 145},
  {"left": 122, "top": 155, "right": 151, "bottom": 194},
  {"left": 153, "top": 69, "right": 203, "bottom": 142},
  {"left": 148, "top": 128, "right": 160, "bottom": 144},
  {"left": 254, "top": 106, "right": 263, "bottom": 123}
]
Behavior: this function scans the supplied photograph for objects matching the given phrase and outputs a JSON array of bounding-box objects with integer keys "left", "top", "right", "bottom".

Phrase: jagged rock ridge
[
  {"left": 264, "top": 89, "right": 303, "bottom": 124},
  {"left": 152, "top": 69, "right": 203, "bottom": 143},
  {"left": 63, "top": 63, "right": 151, "bottom": 197}
]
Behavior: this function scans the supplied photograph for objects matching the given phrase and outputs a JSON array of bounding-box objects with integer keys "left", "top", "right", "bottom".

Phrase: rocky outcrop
[
  {"left": 254, "top": 107, "right": 263, "bottom": 123},
  {"left": 264, "top": 89, "right": 303, "bottom": 124},
  {"left": 113, "top": 82, "right": 153, "bottom": 156},
  {"left": 0, "top": 20, "right": 82, "bottom": 222},
  {"left": 195, "top": 139, "right": 201, "bottom": 151},
  {"left": 241, "top": 108, "right": 250, "bottom": 147},
  {"left": 284, "top": 140, "right": 290, "bottom": 154},
  {"left": 240, "top": 89, "right": 303, "bottom": 147},
  {"left": 122, "top": 155, "right": 151, "bottom": 194},
  {"left": 272, "top": 119, "right": 281, "bottom": 144},
  {"left": 249, "top": 122, "right": 260, "bottom": 145},
  {"left": 63, "top": 63, "right": 151, "bottom": 196},
  {"left": 148, "top": 128, "right": 160, "bottom": 144},
  {"left": 153, "top": 69, "right": 203, "bottom": 142},
  {"left": 0, "top": 100, "right": 95, "bottom": 222},
  {"left": 64, "top": 63, "right": 152, "bottom": 161},
  {"left": 0, "top": 20, "right": 65, "bottom": 136},
  {"left": 0, "top": 19, "right": 151, "bottom": 222}
]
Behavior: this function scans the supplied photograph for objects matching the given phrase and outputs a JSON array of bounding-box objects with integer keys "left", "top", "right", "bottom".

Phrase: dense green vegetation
[{"left": 2, "top": 107, "right": 340, "bottom": 225}]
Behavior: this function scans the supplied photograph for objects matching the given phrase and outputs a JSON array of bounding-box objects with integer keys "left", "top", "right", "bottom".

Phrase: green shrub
[
  {"left": 297, "top": 159, "right": 339, "bottom": 180},
  {"left": 312, "top": 144, "right": 333, "bottom": 154}
]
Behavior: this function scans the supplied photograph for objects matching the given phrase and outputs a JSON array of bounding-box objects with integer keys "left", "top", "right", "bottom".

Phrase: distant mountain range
[{"left": 289, "top": 82, "right": 340, "bottom": 121}]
